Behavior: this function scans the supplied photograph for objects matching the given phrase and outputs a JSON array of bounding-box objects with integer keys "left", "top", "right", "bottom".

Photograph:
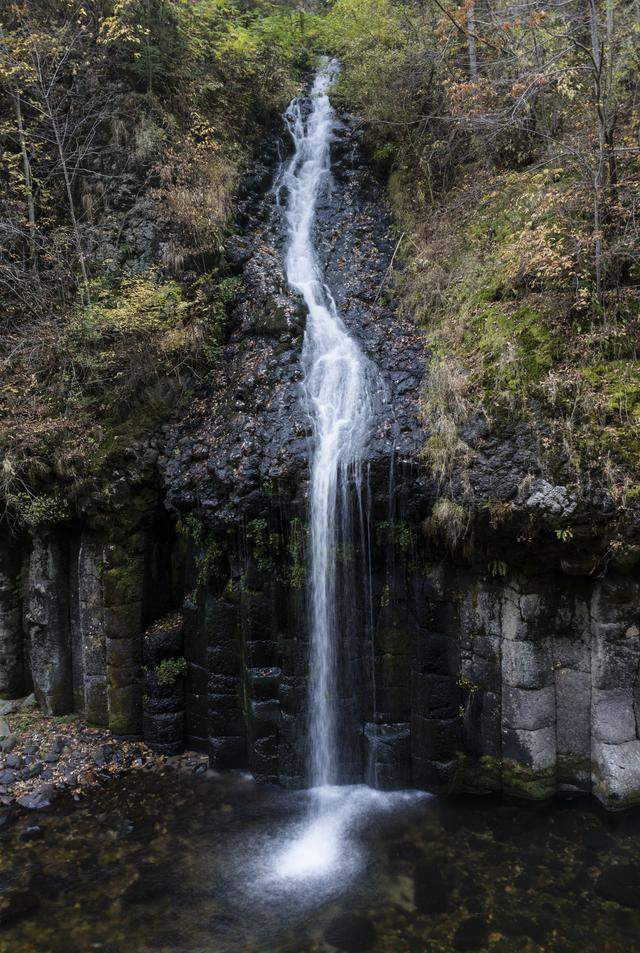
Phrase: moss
[
  {"left": 7, "top": 492, "right": 70, "bottom": 530},
  {"left": 471, "top": 302, "right": 560, "bottom": 396},
  {"left": 556, "top": 754, "right": 591, "bottom": 784},
  {"left": 456, "top": 752, "right": 503, "bottom": 795},
  {"left": 246, "top": 518, "right": 281, "bottom": 574},
  {"left": 596, "top": 789, "right": 640, "bottom": 812},
  {"left": 502, "top": 759, "right": 556, "bottom": 800},
  {"left": 108, "top": 712, "right": 135, "bottom": 736},
  {"left": 391, "top": 157, "right": 640, "bottom": 505},
  {"left": 104, "top": 562, "right": 144, "bottom": 606}
]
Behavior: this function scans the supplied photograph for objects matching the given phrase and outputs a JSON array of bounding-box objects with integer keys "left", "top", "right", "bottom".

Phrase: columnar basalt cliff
[{"left": 1, "top": 102, "right": 639, "bottom": 810}]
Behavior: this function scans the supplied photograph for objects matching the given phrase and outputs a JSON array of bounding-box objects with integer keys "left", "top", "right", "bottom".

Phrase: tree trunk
[
  {"left": 48, "top": 103, "right": 91, "bottom": 304},
  {"left": 467, "top": 3, "right": 478, "bottom": 81},
  {"left": 587, "top": 0, "right": 605, "bottom": 308},
  {"left": 13, "top": 91, "right": 37, "bottom": 269}
]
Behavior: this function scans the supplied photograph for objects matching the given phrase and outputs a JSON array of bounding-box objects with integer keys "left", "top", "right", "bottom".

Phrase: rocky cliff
[{"left": 2, "top": 103, "right": 639, "bottom": 810}]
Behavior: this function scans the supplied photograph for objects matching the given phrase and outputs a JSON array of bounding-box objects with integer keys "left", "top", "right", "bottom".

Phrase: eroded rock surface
[{"left": 159, "top": 117, "right": 426, "bottom": 527}]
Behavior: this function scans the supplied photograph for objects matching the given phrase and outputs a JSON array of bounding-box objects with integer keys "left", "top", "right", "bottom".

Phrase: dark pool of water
[{"left": 1, "top": 769, "right": 640, "bottom": 952}]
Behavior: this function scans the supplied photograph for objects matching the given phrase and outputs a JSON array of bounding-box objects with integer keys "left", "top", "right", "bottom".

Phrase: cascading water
[
  {"left": 269, "top": 59, "right": 426, "bottom": 886},
  {"left": 280, "top": 58, "right": 374, "bottom": 788}
]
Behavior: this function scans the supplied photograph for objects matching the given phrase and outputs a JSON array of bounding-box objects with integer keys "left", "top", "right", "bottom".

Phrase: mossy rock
[{"left": 502, "top": 758, "right": 555, "bottom": 800}]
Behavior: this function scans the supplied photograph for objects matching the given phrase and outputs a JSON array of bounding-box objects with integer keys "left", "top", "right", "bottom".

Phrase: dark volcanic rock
[
  {"left": 17, "top": 783, "right": 55, "bottom": 811},
  {"left": 159, "top": 110, "right": 426, "bottom": 527}
]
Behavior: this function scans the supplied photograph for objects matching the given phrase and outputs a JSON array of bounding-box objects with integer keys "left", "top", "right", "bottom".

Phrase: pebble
[
  {"left": 17, "top": 784, "right": 55, "bottom": 811},
  {"left": 20, "top": 825, "right": 43, "bottom": 842}
]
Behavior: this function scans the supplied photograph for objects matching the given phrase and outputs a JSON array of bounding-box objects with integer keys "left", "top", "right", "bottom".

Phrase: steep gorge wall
[{"left": 1, "top": 107, "right": 639, "bottom": 810}]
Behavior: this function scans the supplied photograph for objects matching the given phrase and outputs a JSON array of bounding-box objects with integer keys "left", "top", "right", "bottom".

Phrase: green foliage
[
  {"left": 8, "top": 492, "right": 70, "bottom": 529},
  {"left": 246, "top": 518, "right": 280, "bottom": 573},
  {"left": 376, "top": 520, "right": 414, "bottom": 552},
  {"left": 324, "top": 0, "right": 640, "bottom": 507},
  {"left": 183, "top": 515, "right": 223, "bottom": 587},
  {"left": 489, "top": 560, "right": 509, "bottom": 578},
  {"left": 0, "top": 0, "right": 306, "bottom": 510},
  {"left": 155, "top": 656, "right": 187, "bottom": 686},
  {"left": 287, "top": 517, "right": 306, "bottom": 590},
  {"left": 555, "top": 528, "right": 574, "bottom": 543},
  {"left": 193, "top": 275, "right": 239, "bottom": 361}
]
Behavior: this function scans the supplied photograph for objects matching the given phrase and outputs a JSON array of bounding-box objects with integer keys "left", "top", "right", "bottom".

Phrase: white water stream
[
  {"left": 269, "top": 60, "right": 426, "bottom": 885},
  {"left": 280, "top": 59, "right": 374, "bottom": 787}
]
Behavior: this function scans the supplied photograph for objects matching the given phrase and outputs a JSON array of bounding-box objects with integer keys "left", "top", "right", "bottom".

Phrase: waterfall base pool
[{"left": 2, "top": 771, "right": 640, "bottom": 952}]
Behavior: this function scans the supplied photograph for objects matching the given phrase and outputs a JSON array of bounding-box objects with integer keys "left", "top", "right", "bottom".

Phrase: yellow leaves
[
  {"left": 97, "top": 13, "right": 146, "bottom": 48},
  {"left": 74, "top": 275, "right": 187, "bottom": 344}
]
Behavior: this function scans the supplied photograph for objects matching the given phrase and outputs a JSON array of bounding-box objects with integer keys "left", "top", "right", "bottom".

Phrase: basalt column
[
  {"left": 0, "top": 535, "right": 25, "bottom": 700},
  {"left": 25, "top": 533, "right": 72, "bottom": 715}
]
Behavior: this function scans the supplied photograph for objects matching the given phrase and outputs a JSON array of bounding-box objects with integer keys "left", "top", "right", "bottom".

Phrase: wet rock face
[
  {"left": 159, "top": 114, "right": 427, "bottom": 528},
  {"left": 142, "top": 614, "right": 185, "bottom": 755},
  {"left": 0, "top": 538, "right": 24, "bottom": 700},
  {"left": 25, "top": 535, "right": 72, "bottom": 715},
  {"left": 425, "top": 566, "right": 640, "bottom": 809}
]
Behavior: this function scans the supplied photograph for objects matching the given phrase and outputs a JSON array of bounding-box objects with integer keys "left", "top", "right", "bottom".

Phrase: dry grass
[
  {"left": 421, "top": 355, "right": 474, "bottom": 489},
  {"left": 157, "top": 151, "right": 237, "bottom": 269},
  {"left": 423, "top": 497, "right": 471, "bottom": 552}
]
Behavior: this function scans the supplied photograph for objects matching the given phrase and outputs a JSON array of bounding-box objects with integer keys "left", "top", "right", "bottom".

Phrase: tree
[{"left": 1, "top": 10, "right": 112, "bottom": 306}]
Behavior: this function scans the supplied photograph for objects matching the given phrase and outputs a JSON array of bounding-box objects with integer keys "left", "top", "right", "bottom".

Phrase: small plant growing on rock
[
  {"left": 155, "top": 657, "right": 187, "bottom": 687},
  {"left": 182, "top": 515, "right": 223, "bottom": 587},
  {"left": 10, "top": 492, "right": 70, "bottom": 529},
  {"left": 376, "top": 520, "right": 414, "bottom": 552},
  {"left": 287, "top": 518, "right": 306, "bottom": 590},
  {"left": 246, "top": 518, "right": 280, "bottom": 573},
  {"left": 555, "top": 527, "right": 574, "bottom": 543},
  {"left": 489, "top": 559, "right": 508, "bottom": 578}
]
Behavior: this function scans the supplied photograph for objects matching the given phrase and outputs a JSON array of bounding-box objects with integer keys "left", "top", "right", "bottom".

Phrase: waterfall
[
  {"left": 271, "top": 60, "right": 426, "bottom": 886},
  {"left": 280, "top": 59, "right": 374, "bottom": 787}
]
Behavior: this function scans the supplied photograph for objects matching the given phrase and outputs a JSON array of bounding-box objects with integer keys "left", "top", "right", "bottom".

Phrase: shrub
[{"left": 155, "top": 657, "right": 187, "bottom": 687}]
